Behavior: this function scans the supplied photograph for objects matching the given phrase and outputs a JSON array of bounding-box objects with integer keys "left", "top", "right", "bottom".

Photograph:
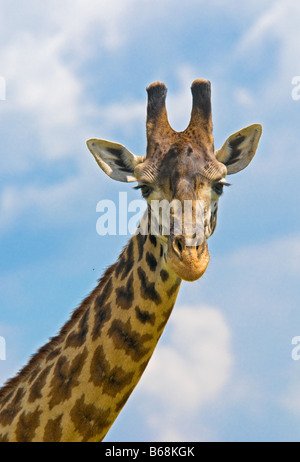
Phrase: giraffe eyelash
[
  {"left": 134, "top": 184, "right": 153, "bottom": 198},
  {"left": 218, "top": 179, "right": 231, "bottom": 187},
  {"left": 212, "top": 179, "right": 231, "bottom": 196}
]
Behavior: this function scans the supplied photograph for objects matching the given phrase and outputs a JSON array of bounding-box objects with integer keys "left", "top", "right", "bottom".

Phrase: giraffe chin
[{"left": 166, "top": 239, "right": 210, "bottom": 282}]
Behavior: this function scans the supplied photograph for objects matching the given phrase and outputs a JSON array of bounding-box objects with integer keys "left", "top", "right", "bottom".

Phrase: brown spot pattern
[
  {"left": 0, "top": 388, "right": 25, "bottom": 427},
  {"left": 0, "top": 433, "right": 9, "bottom": 442},
  {"left": 70, "top": 394, "right": 111, "bottom": 442},
  {"left": 15, "top": 408, "right": 42, "bottom": 442},
  {"left": 160, "top": 269, "right": 169, "bottom": 282},
  {"left": 46, "top": 347, "right": 62, "bottom": 362},
  {"left": 135, "top": 306, "right": 155, "bottom": 326},
  {"left": 115, "top": 273, "right": 134, "bottom": 310},
  {"left": 28, "top": 364, "right": 53, "bottom": 403},
  {"left": 137, "top": 267, "right": 162, "bottom": 305},
  {"left": 43, "top": 414, "right": 63, "bottom": 442},
  {"left": 92, "top": 302, "right": 112, "bottom": 341},
  {"left": 48, "top": 348, "right": 88, "bottom": 410},
  {"left": 136, "top": 233, "right": 147, "bottom": 261},
  {"left": 65, "top": 308, "right": 90, "bottom": 348},
  {"left": 146, "top": 252, "right": 157, "bottom": 271},
  {"left": 108, "top": 319, "right": 152, "bottom": 362},
  {"left": 157, "top": 304, "right": 175, "bottom": 332},
  {"left": 90, "top": 345, "right": 134, "bottom": 397},
  {"left": 116, "top": 240, "right": 134, "bottom": 280},
  {"left": 160, "top": 245, "right": 164, "bottom": 257},
  {"left": 95, "top": 277, "right": 113, "bottom": 309},
  {"left": 27, "top": 366, "right": 41, "bottom": 385},
  {"left": 149, "top": 235, "right": 157, "bottom": 247},
  {"left": 167, "top": 278, "right": 181, "bottom": 297},
  {"left": 114, "top": 385, "right": 136, "bottom": 414},
  {"left": 0, "top": 389, "right": 14, "bottom": 407}
]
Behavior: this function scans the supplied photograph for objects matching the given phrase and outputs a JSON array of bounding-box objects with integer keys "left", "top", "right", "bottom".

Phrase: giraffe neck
[{"left": 0, "top": 232, "right": 181, "bottom": 442}]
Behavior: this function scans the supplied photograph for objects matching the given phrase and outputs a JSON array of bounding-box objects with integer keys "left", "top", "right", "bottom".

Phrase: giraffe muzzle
[{"left": 167, "top": 235, "right": 210, "bottom": 281}]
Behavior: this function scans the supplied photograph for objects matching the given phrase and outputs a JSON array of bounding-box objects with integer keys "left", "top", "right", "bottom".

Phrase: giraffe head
[{"left": 87, "top": 79, "right": 262, "bottom": 281}]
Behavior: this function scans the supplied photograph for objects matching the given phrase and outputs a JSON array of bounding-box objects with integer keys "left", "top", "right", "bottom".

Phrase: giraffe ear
[
  {"left": 87, "top": 139, "right": 145, "bottom": 182},
  {"left": 215, "top": 124, "right": 262, "bottom": 175}
]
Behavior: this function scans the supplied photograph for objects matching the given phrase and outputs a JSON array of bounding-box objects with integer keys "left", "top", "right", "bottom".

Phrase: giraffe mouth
[{"left": 166, "top": 236, "right": 210, "bottom": 282}]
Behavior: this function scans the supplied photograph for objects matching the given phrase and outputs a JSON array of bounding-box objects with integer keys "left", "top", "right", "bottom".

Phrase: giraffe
[{"left": 0, "top": 79, "right": 262, "bottom": 442}]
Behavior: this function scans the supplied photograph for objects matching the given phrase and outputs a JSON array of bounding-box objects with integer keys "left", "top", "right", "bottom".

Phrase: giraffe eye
[
  {"left": 212, "top": 182, "right": 224, "bottom": 196},
  {"left": 140, "top": 185, "right": 152, "bottom": 198},
  {"left": 212, "top": 180, "right": 231, "bottom": 196},
  {"left": 134, "top": 184, "right": 153, "bottom": 198}
]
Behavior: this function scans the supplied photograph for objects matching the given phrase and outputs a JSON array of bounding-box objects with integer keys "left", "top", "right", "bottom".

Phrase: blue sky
[{"left": 0, "top": 0, "right": 300, "bottom": 442}]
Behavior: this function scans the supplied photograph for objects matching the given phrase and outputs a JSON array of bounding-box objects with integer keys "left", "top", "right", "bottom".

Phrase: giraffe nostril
[
  {"left": 173, "top": 236, "right": 204, "bottom": 256},
  {"left": 173, "top": 236, "right": 184, "bottom": 255},
  {"left": 195, "top": 240, "right": 206, "bottom": 254},
  {"left": 177, "top": 239, "right": 183, "bottom": 253}
]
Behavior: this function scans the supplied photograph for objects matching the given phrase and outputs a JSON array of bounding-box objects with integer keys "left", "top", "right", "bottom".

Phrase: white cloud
[
  {"left": 174, "top": 234, "right": 300, "bottom": 423},
  {"left": 0, "top": 174, "right": 91, "bottom": 233},
  {"left": 2, "top": 0, "right": 292, "bottom": 234},
  {"left": 137, "top": 305, "right": 233, "bottom": 441},
  {"left": 237, "top": 2, "right": 285, "bottom": 53},
  {"left": 0, "top": 60, "right": 203, "bottom": 233},
  {"left": 0, "top": 0, "right": 143, "bottom": 163},
  {"left": 1, "top": 34, "right": 88, "bottom": 160},
  {"left": 101, "top": 65, "right": 200, "bottom": 135},
  {"left": 234, "top": 88, "right": 256, "bottom": 108},
  {"left": 236, "top": 1, "right": 300, "bottom": 103},
  {"left": 0, "top": 0, "right": 135, "bottom": 55},
  {"left": 103, "top": 100, "right": 146, "bottom": 136},
  {"left": 0, "top": 1, "right": 146, "bottom": 232},
  {"left": 280, "top": 377, "right": 300, "bottom": 417},
  {"left": 166, "top": 66, "right": 200, "bottom": 132},
  {"left": 48, "top": 0, "right": 136, "bottom": 53}
]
